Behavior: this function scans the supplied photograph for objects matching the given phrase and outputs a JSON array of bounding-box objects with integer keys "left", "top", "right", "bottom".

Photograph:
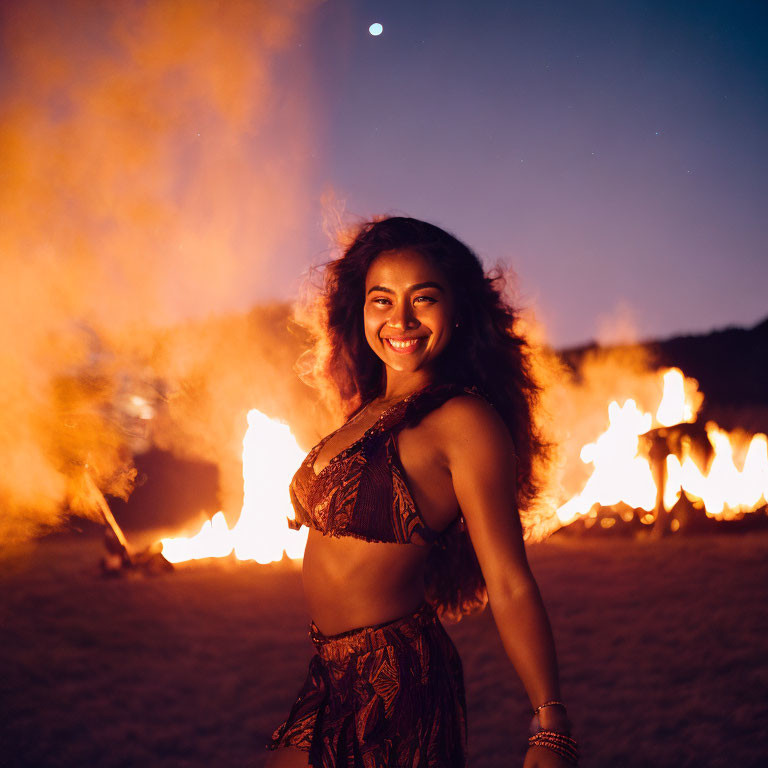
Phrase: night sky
[
  {"left": 1, "top": 0, "right": 766, "bottom": 349},
  {"left": 286, "top": 0, "right": 768, "bottom": 347}
]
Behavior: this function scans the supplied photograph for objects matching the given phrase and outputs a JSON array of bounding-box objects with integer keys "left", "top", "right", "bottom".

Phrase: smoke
[
  {"left": 0, "top": 0, "right": 320, "bottom": 544},
  {"left": 596, "top": 300, "right": 641, "bottom": 346}
]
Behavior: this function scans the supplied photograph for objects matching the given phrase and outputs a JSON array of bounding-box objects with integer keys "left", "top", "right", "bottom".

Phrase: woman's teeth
[{"left": 386, "top": 337, "right": 422, "bottom": 351}]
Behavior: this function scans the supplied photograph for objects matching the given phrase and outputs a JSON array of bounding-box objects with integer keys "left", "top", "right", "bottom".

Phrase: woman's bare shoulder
[{"left": 429, "top": 391, "right": 516, "bottom": 462}]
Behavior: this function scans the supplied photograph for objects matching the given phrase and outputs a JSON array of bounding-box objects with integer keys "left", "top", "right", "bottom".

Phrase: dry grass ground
[{"left": 2, "top": 531, "right": 767, "bottom": 767}]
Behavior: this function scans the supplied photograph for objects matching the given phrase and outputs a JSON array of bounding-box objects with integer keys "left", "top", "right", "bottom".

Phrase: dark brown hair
[{"left": 296, "top": 216, "right": 550, "bottom": 620}]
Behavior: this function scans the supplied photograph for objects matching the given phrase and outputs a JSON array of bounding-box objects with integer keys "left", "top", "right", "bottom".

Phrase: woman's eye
[{"left": 370, "top": 295, "right": 435, "bottom": 306}]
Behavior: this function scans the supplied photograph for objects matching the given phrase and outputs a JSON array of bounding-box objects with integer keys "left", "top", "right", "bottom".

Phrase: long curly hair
[{"left": 295, "top": 216, "right": 551, "bottom": 620}]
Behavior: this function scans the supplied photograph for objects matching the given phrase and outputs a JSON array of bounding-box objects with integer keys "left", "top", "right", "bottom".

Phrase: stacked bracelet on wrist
[
  {"left": 528, "top": 731, "right": 579, "bottom": 764},
  {"left": 528, "top": 700, "right": 579, "bottom": 765}
]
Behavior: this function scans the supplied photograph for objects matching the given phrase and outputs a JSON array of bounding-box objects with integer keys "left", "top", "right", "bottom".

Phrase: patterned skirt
[{"left": 267, "top": 602, "right": 467, "bottom": 767}]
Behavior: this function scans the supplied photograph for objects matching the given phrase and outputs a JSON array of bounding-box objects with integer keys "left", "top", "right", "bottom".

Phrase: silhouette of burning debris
[{"left": 84, "top": 471, "right": 172, "bottom": 577}]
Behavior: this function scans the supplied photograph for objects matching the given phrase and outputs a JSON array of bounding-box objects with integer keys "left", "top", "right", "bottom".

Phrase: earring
[{"left": 454, "top": 321, "right": 460, "bottom": 328}]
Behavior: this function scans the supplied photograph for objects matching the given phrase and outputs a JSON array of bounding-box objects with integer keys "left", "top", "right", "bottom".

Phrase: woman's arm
[{"left": 439, "top": 395, "right": 575, "bottom": 765}]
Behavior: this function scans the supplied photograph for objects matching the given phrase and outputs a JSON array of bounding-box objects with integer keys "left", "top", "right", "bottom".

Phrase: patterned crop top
[{"left": 288, "top": 382, "right": 484, "bottom": 546}]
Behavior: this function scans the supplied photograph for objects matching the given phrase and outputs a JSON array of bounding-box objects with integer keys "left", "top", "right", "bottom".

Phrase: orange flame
[
  {"left": 160, "top": 410, "right": 307, "bottom": 563},
  {"left": 162, "top": 366, "right": 767, "bottom": 561},
  {"left": 655, "top": 368, "right": 699, "bottom": 427},
  {"left": 558, "top": 367, "right": 767, "bottom": 526},
  {"left": 556, "top": 398, "right": 656, "bottom": 524},
  {"left": 666, "top": 427, "right": 768, "bottom": 519}
]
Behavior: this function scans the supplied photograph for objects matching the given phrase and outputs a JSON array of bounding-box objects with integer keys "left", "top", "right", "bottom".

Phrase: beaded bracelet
[
  {"left": 533, "top": 699, "right": 567, "bottom": 716},
  {"left": 528, "top": 730, "right": 579, "bottom": 765}
]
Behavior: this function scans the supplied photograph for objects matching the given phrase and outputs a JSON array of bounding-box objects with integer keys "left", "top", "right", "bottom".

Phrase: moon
[{"left": 368, "top": 22, "right": 383, "bottom": 36}]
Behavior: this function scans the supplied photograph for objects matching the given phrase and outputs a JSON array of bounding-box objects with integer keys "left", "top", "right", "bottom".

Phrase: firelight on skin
[{"left": 363, "top": 249, "right": 456, "bottom": 387}]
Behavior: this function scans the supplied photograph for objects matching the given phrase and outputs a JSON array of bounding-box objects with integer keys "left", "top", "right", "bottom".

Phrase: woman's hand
[{"left": 523, "top": 745, "right": 576, "bottom": 768}]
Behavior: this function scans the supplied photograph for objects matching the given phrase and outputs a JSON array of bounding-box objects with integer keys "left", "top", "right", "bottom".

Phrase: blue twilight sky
[{"left": 284, "top": 0, "right": 767, "bottom": 347}]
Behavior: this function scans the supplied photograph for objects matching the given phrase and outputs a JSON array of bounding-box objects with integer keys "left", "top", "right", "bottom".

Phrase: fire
[
  {"left": 668, "top": 427, "right": 768, "bottom": 519},
  {"left": 655, "top": 368, "right": 697, "bottom": 427},
  {"left": 160, "top": 410, "right": 307, "bottom": 563},
  {"left": 556, "top": 399, "right": 656, "bottom": 523},
  {"left": 160, "top": 366, "right": 767, "bottom": 560},
  {"left": 557, "top": 367, "right": 768, "bottom": 526}
]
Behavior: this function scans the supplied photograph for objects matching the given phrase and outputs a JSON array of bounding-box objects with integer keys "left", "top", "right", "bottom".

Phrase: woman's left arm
[{"left": 441, "top": 396, "right": 574, "bottom": 765}]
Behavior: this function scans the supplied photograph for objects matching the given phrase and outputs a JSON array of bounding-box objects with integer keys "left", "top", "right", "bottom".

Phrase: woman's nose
[{"left": 388, "top": 301, "right": 418, "bottom": 330}]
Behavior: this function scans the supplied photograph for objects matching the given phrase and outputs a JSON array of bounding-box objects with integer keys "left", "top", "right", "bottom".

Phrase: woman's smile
[{"left": 382, "top": 335, "right": 429, "bottom": 354}]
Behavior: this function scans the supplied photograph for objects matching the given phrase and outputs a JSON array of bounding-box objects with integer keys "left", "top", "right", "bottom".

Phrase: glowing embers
[
  {"left": 557, "top": 367, "right": 768, "bottom": 527},
  {"left": 160, "top": 410, "right": 307, "bottom": 564}
]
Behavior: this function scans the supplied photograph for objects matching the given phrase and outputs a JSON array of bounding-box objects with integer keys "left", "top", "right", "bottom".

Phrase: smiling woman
[{"left": 266, "top": 217, "right": 578, "bottom": 767}]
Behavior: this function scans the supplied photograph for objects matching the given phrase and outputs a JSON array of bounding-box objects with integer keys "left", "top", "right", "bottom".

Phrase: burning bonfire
[
  {"left": 148, "top": 366, "right": 767, "bottom": 568},
  {"left": 556, "top": 367, "right": 768, "bottom": 536}
]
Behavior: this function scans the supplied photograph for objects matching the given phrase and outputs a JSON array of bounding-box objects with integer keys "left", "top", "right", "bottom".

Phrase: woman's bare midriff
[
  {"left": 302, "top": 394, "right": 467, "bottom": 635},
  {"left": 302, "top": 528, "right": 431, "bottom": 636}
]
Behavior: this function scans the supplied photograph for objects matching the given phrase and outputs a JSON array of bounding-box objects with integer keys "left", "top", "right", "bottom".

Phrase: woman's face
[{"left": 363, "top": 249, "right": 456, "bottom": 376}]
